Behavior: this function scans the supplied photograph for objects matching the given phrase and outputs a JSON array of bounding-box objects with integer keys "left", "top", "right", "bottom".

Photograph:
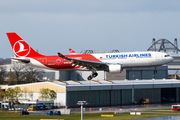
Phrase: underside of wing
[
  {"left": 57, "top": 52, "right": 123, "bottom": 74},
  {"left": 57, "top": 52, "right": 106, "bottom": 70}
]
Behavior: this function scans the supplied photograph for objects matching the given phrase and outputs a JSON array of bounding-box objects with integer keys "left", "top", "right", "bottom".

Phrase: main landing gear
[{"left": 87, "top": 72, "right": 98, "bottom": 80}]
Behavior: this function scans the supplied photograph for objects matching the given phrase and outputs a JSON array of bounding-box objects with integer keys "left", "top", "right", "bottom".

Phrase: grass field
[{"left": 0, "top": 109, "right": 180, "bottom": 120}]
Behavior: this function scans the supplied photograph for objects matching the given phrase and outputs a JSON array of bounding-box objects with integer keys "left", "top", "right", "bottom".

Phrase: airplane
[{"left": 6, "top": 32, "right": 174, "bottom": 80}]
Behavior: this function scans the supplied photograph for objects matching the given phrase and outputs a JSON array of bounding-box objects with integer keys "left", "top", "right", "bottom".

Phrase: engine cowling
[{"left": 107, "top": 64, "right": 122, "bottom": 73}]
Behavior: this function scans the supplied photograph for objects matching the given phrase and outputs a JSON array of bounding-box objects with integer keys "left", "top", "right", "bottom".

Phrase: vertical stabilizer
[{"left": 6, "top": 32, "right": 44, "bottom": 58}]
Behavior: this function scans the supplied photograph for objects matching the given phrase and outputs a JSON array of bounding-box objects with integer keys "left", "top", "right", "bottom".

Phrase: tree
[
  {"left": 14, "top": 87, "right": 22, "bottom": 102},
  {"left": 22, "top": 65, "right": 44, "bottom": 83},
  {"left": 0, "top": 63, "right": 6, "bottom": 84},
  {"left": 10, "top": 62, "right": 44, "bottom": 84},
  {"left": 5, "top": 88, "right": 15, "bottom": 102},
  {"left": 39, "top": 88, "right": 50, "bottom": 100},
  {"left": 49, "top": 90, "right": 57, "bottom": 100},
  {"left": 5, "top": 87, "right": 22, "bottom": 103},
  {"left": 10, "top": 62, "right": 26, "bottom": 84},
  {"left": 0, "top": 89, "right": 5, "bottom": 101},
  {"left": 39, "top": 88, "right": 57, "bottom": 100},
  {"left": 6, "top": 71, "right": 17, "bottom": 85}
]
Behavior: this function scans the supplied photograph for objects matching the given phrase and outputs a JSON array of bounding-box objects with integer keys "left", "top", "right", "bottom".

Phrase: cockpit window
[{"left": 165, "top": 55, "right": 170, "bottom": 57}]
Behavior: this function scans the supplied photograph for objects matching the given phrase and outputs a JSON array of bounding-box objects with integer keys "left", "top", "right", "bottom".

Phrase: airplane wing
[{"left": 57, "top": 52, "right": 107, "bottom": 70}]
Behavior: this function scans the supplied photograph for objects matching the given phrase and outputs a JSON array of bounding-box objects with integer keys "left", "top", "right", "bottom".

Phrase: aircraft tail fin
[
  {"left": 69, "top": 48, "right": 76, "bottom": 54},
  {"left": 6, "top": 32, "right": 44, "bottom": 58}
]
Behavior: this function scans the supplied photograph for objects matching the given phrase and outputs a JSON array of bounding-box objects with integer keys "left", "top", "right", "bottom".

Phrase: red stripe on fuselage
[{"left": 32, "top": 54, "right": 101, "bottom": 70}]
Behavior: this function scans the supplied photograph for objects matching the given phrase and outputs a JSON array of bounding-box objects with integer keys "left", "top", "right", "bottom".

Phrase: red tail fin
[
  {"left": 6, "top": 32, "right": 44, "bottom": 57},
  {"left": 69, "top": 48, "right": 76, "bottom": 54}
]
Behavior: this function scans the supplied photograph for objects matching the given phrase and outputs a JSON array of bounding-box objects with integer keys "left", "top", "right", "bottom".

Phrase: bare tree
[
  {"left": 6, "top": 71, "right": 17, "bottom": 85},
  {"left": 22, "top": 65, "right": 44, "bottom": 83},
  {"left": 6, "top": 61, "right": 45, "bottom": 84},
  {"left": 10, "top": 62, "right": 26, "bottom": 84}
]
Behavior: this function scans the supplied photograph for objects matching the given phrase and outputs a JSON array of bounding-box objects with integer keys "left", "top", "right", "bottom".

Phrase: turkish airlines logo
[{"left": 13, "top": 40, "right": 30, "bottom": 57}]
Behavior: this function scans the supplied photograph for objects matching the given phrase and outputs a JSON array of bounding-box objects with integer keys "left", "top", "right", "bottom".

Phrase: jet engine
[{"left": 106, "top": 64, "right": 122, "bottom": 73}]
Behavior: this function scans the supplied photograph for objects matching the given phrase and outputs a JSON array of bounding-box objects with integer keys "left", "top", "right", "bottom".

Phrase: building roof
[
  {"left": 5, "top": 81, "right": 66, "bottom": 93},
  {"left": 5, "top": 79, "right": 180, "bottom": 87},
  {"left": 64, "top": 79, "right": 179, "bottom": 86},
  {"left": 65, "top": 79, "right": 180, "bottom": 91},
  {"left": 4, "top": 79, "right": 180, "bottom": 92}
]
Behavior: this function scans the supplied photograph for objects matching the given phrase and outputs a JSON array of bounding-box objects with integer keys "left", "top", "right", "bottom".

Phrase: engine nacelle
[{"left": 107, "top": 64, "right": 122, "bottom": 73}]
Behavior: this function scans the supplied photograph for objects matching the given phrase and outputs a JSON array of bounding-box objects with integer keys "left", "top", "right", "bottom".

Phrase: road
[{"left": 29, "top": 102, "right": 177, "bottom": 115}]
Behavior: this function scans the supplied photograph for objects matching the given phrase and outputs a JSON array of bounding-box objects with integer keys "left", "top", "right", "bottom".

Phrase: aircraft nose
[{"left": 169, "top": 57, "right": 174, "bottom": 62}]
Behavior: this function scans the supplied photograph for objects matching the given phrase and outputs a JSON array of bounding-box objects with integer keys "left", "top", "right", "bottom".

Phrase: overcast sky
[{"left": 1, "top": 0, "right": 180, "bottom": 58}]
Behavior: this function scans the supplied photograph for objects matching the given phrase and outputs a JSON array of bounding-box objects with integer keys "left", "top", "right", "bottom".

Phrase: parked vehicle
[
  {"left": 141, "top": 98, "right": 149, "bottom": 104},
  {"left": 172, "top": 105, "right": 180, "bottom": 111},
  {"left": 54, "top": 111, "right": 61, "bottom": 115},
  {"left": 46, "top": 111, "right": 53, "bottom": 115},
  {"left": 19, "top": 111, "right": 29, "bottom": 115},
  {"left": 28, "top": 105, "right": 37, "bottom": 111},
  {"left": 37, "top": 104, "right": 48, "bottom": 110}
]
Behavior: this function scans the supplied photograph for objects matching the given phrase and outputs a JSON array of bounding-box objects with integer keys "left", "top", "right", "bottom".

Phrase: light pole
[{"left": 77, "top": 101, "right": 87, "bottom": 120}]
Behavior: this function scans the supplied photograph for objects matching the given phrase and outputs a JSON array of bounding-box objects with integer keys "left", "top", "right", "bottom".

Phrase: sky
[{"left": 1, "top": 0, "right": 180, "bottom": 58}]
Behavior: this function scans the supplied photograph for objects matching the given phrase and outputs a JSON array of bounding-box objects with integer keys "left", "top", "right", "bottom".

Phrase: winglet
[{"left": 58, "top": 52, "right": 65, "bottom": 58}]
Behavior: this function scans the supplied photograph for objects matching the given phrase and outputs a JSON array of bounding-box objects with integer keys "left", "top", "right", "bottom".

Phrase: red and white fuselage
[
  {"left": 17, "top": 52, "right": 173, "bottom": 70},
  {"left": 6, "top": 32, "right": 174, "bottom": 79}
]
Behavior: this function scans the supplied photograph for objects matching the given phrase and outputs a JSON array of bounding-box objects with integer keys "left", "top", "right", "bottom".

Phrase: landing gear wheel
[
  {"left": 92, "top": 72, "right": 98, "bottom": 78},
  {"left": 87, "top": 75, "right": 93, "bottom": 80}
]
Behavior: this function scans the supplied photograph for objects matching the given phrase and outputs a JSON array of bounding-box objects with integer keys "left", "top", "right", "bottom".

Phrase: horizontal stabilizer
[{"left": 11, "top": 58, "right": 30, "bottom": 63}]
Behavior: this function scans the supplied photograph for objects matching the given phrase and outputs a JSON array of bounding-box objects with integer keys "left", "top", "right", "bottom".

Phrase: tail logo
[{"left": 13, "top": 40, "right": 30, "bottom": 57}]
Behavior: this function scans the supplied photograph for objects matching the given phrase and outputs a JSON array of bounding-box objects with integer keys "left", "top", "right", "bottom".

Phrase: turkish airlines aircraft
[{"left": 7, "top": 32, "right": 174, "bottom": 80}]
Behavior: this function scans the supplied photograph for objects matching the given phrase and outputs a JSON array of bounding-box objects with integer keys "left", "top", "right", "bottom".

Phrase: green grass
[
  {"left": 148, "top": 108, "right": 172, "bottom": 110},
  {"left": 0, "top": 109, "right": 180, "bottom": 120},
  {"left": 136, "top": 108, "right": 180, "bottom": 113}
]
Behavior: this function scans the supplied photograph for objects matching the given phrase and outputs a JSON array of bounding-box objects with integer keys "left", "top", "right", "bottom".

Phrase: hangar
[{"left": 65, "top": 79, "right": 180, "bottom": 107}]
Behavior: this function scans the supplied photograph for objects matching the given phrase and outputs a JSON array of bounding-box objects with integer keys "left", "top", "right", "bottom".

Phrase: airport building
[
  {"left": 4, "top": 81, "right": 66, "bottom": 106},
  {"left": 3, "top": 78, "right": 180, "bottom": 107}
]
